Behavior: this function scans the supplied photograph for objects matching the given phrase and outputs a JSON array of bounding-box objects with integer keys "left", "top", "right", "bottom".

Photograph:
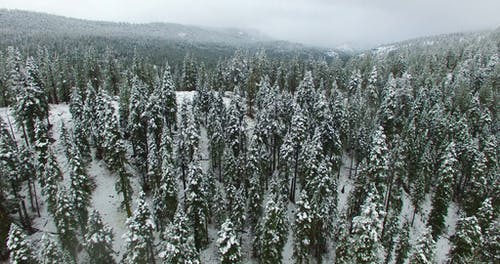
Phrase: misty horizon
[{"left": 2, "top": 0, "right": 500, "bottom": 48}]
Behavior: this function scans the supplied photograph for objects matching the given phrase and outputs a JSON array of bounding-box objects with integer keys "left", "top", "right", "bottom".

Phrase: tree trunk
[
  {"left": 32, "top": 181, "right": 41, "bottom": 217},
  {"left": 348, "top": 154, "right": 354, "bottom": 179},
  {"left": 411, "top": 206, "right": 417, "bottom": 227},
  {"left": 290, "top": 150, "right": 299, "bottom": 203}
]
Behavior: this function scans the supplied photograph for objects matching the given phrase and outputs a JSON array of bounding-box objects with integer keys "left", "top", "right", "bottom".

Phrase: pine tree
[
  {"left": 295, "top": 71, "right": 316, "bottom": 116},
  {"left": 159, "top": 208, "right": 200, "bottom": 264},
  {"left": 394, "top": 221, "right": 410, "bottom": 264},
  {"left": 207, "top": 96, "right": 225, "bottom": 179},
  {"left": 122, "top": 192, "right": 156, "bottom": 264},
  {"left": 69, "top": 88, "right": 84, "bottom": 122},
  {"left": 176, "top": 107, "right": 200, "bottom": 191},
  {"left": 158, "top": 63, "right": 177, "bottom": 131},
  {"left": 83, "top": 82, "right": 97, "bottom": 145},
  {"left": 153, "top": 157, "right": 178, "bottom": 231},
  {"left": 68, "top": 147, "right": 92, "bottom": 233},
  {"left": 13, "top": 57, "right": 48, "bottom": 145},
  {"left": 33, "top": 118, "right": 50, "bottom": 183},
  {"left": 116, "top": 165, "right": 133, "bottom": 218},
  {"left": 334, "top": 215, "right": 350, "bottom": 264},
  {"left": 247, "top": 141, "right": 264, "bottom": 232},
  {"left": 7, "top": 223, "right": 35, "bottom": 264},
  {"left": 42, "top": 150, "right": 61, "bottom": 215},
  {"left": 254, "top": 198, "right": 288, "bottom": 264},
  {"left": 306, "top": 157, "right": 337, "bottom": 261},
  {"left": 225, "top": 184, "right": 246, "bottom": 235},
  {"left": 182, "top": 53, "right": 198, "bottom": 91},
  {"left": 281, "top": 104, "right": 307, "bottom": 203},
  {"left": 293, "top": 191, "right": 313, "bottom": 264},
  {"left": 366, "top": 126, "right": 389, "bottom": 196},
  {"left": 476, "top": 197, "right": 495, "bottom": 233},
  {"left": 128, "top": 76, "right": 148, "bottom": 175},
  {"left": 39, "top": 234, "right": 70, "bottom": 264},
  {"left": 53, "top": 188, "right": 79, "bottom": 261},
  {"left": 480, "top": 220, "right": 499, "bottom": 263},
  {"left": 84, "top": 210, "right": 116, "bottom": 264},
  {"left": 408, "top": 228, "right": 435, "bottom": 264},
  {"left": 185, "top": 162, "right": 209, "bottom": 250},
  {"left": 448, "top": 216, "right": 482, "bottom": 263},
  {"left": 427, "top": 142, "right": 457, "bottom": 239},
  {"left": 146, "top": 129, "right": 160, "bottom": 191},
  {"left": 5, "top": 46, "right": 23, "bottom": 106},
  {"left": 217, "top": 218, "right": 242, "bottom": 264},
  {"left": 350, "top": 190, "right": 384, "bottom": 264}
]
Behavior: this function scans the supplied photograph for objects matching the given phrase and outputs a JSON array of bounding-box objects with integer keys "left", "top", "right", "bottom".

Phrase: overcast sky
[{"left": 1, "top": 0, "right": 500, "bottom": 48}]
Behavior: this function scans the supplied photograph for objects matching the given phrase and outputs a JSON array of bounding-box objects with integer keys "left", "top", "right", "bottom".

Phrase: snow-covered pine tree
[
  {"left": 281, "top": 104, "right": 307, "bottom": 203},
  {"left": 69, "top": 88, "right": 84, "bottom": 122},
  {"left": 39, "top": 234, "right": 70, "bottom": 264},
  {"left": 176, "top": 106, "right": 200, "bottom": 191},
  {"left": 158, "top": 63, "right": 177, "bottom": 131},
  {"left": 464, "top": 149, "right": 489, "bottom": 215},
  {"left": 217, "top": 218, "right": 242, "bottom": 264},
  {"left": 82, "top": 82, "right": 97, "bottom": 145},
  {"left": 207, "top": 94, "right": 226, "bottom": 180},
  {"left": 349, "top": 189, "right": 384, "bottom": 264},
  {"left": 306, "top": 157, "right": 337, "bottom": 262},
  {"left": 481, "top": 220, "right": 499, "bottom": 263},
  {"left": 33, "top": 118, "right": 50, "bottom": 183},
  {"left": 128, "top": 76, "right": 148, "bottom": 175},
  {"left": 116, "top": 164, "right": 133, "bottom": 218},
  {"left": 394, "top": 221, "right": 410, "bottom": 264},
  {"left": 185, "top": 162, "right": 209, "bottom": 250},
  {"left": 476, "top": 197, "right": 495, "bottom": 233},
  {"left": 7, "top": 223, "right": 35, "bottom": 264},
  {"left": 448, "top": 216, "right": 482, "bottom": 263},
  {"left": 13, "top": 57, "right": 48, "bottom": 145},
  {"left": 365, "top": 126, "right": 389, "bottom": 197},
  {"left": 42, "top": 150, "right": 61, "bottom": 215},
  {"left": 367, "top": 66, "right": 380, "bottom": 107},
  {"left": 153, "top": 157, "right": 178, "bottom": 231},
  {"left": 334, "top": 214, "right": 350, "bottom": 264},
  {"left": 159, "top": 208, "right": 200, "bottom": 264},
  {"left": 427, "top": 142, "right": 457, "bottom": 239},
  {"left": 84, "top": 210, "right": 115, "bottom": 264},
  {"left": 295, "top": 71, "right": 316, "bottom": 117},
  {"left": 68, "top": 146, "right": 92, "bottom": 233},
  {"left": 254, "top": 197, "right": 288, "bottom": 264},
  {"left": 145, "top": 92, "right": 164, "bottom": 147},
  {"left": 74, "top": 119, "right": 91, "bottom": 159},
  {"left": 17, "top": 145, "right": 40, "bottom": 217},
  {"left": 225, "top": 184, "right": 246, "bottom": 235},
  {"left": 246, "top": 136, "right": 265, "bottom": 232},
  {"left": 122, "top": 192, "right": 155, "bottom": 264},
  {"left": 293, "top": 190, "right": 313, "bottom": 264},
  {"left": 5, "top": 46, "right": 23, "bottom": 106},
  {"left": 225, "top": 94, "right": 247, "bottom": 158},
  {"left": 408, "top": 228, "right": 435, "bottom": 264},
  {"left": 146, "top": 129, "right": 160, "bottom": 191},
  {"left": 53, "top": 188, "right": 79, "bottom": 261},
  {"left": 182, "top": 53, "right": 198, "bottom": 91}
]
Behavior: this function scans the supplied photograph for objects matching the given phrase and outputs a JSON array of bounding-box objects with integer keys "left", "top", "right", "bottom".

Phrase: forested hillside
[
  {"left": 0, "top": 10, "right": 334, "bottom": 68},
  {"left": 0, "top": 15, "right": 498, "bottom": 264}
]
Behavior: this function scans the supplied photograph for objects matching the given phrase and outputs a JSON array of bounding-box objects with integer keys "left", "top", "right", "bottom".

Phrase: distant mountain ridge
[
  {"left": 0, "top": 9, "right": 271, "bottom": 45},
  {"left": 0, "top": 9, "right": 335, "bottom": 65}
]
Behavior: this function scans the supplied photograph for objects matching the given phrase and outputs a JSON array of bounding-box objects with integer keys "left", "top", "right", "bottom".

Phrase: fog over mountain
[{"left": 2, "top": 0, "right": 500, "bottom": 48}]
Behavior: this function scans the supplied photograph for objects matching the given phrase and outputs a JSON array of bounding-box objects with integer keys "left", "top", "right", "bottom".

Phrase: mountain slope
[
  {"left": 0, "top": 9, "right": 270, "bottom": 45},
  {"left": 0, "top": 9, "right": 332, "bottom": 65}
]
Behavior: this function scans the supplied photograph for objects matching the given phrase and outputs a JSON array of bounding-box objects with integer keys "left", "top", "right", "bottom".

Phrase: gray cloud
[{"left": 1, "top": 0, "right": 500, "bottom": 47}]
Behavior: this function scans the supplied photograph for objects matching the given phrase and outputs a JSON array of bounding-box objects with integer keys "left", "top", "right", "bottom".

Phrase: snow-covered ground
[{"left": 0, "top": 91, "right": 457, "bottom": 263}]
